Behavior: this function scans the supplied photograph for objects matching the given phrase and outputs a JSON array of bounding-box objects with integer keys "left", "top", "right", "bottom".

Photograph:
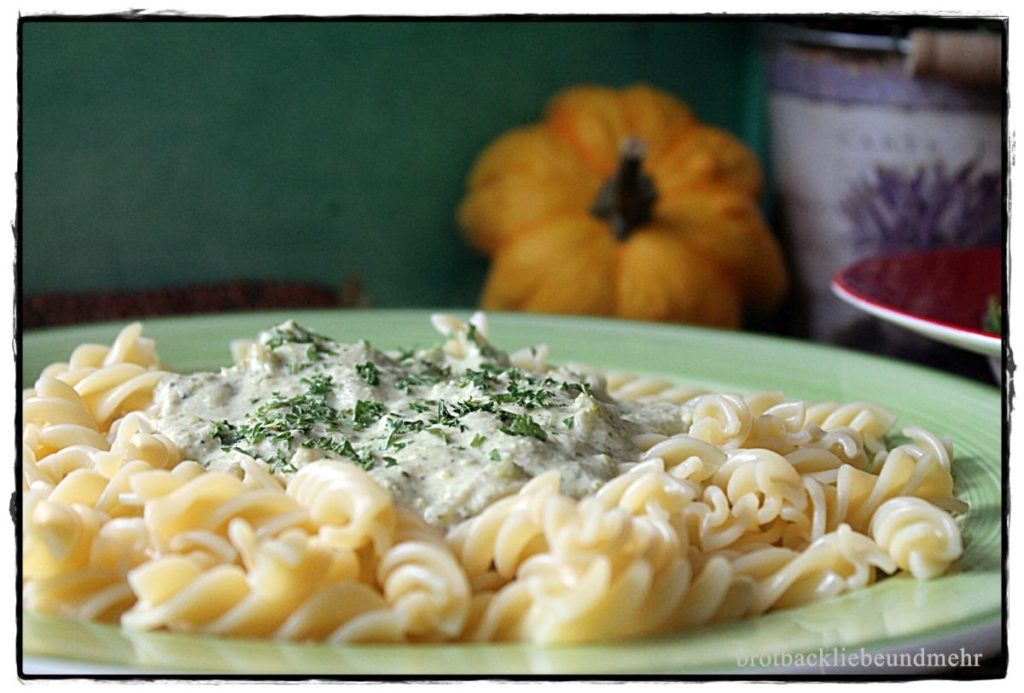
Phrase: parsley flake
[
  {"left": 301, "top": 373, "right": 333, "bottom": 395},
  {"left": 356, "top": 362, "right": 381, "bottom": 386},
  {"left": 353, "top": 400, "right": 387, "bottom": 429},
  {"left": 500, "top": 413, "right": 548, "bottom": 441}
]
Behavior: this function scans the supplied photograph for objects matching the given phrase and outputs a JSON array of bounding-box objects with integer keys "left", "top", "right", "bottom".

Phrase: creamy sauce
[{"left": 148, "top": 321, "right": 685, "bottom": 527}]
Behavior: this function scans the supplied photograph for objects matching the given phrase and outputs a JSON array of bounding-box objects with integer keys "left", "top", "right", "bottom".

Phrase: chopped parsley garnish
[
  {"left": 204, "top": 323, "right": 605, "bottom": 478},
  {"left": 559, "top": 380, "right": 593, "bottom": 398},
  {"left": 353, "top": 400, "right": 387, "bottom": 429},
  {"left": 306, "top": 344, "right": 324, "bottom": 362},
  {"left": 395, "top": 362, "right": 451, "bottom": 394},
  {"left": 356, "top": 361, "right": 381, "bottom": 386},
  {"left": 301, "top": 436, "right": 377, "bottom": 470},
  {"left": 432, "top": 400, "right": 461, "bottom": 428},
  {"left": 301, "top": 373, "right": 334, "bottom": 395},
  {"left": 451, "top": 398, "right": 496, "bottom": 416},
  {"left": 264, "top": 322, "right": 336, "bottom": 355},
  {"left": 500, "top": 413, "right": 548, "bottom": 441},
  {"left": 385, "top": 414, "right": 428, "bottom": 437},
  {"left": 457, "top": 363, "right": 503, "bottom": 390},
  {"left": 209, "top": 374, "right": 349, "bottom": 467},
  {"left": 209, "top": 420, "right": 240, "bottom": 446},
  {"left": 268, "top": 448, "right": 297, "bottom": 474},
  {"left": 211, "top": 383, "right": 344, "bottom": 453},
  {"left": 492, "top": 379, "right": 555, "bottom": 409},
  {"left": 303, "top": 435, "right": 352, "bottom": 456},
  {"left": 464, "top": 323, "right": 502, "bottom": 358}
]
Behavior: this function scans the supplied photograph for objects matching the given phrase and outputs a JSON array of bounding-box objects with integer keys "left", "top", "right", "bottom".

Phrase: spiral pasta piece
[
  {"left": 680, "top": 484, "right": 760, "bottom": 552},
  {"left": 23, "top": 377, "right": 107, "bottom": 466},
  {"left": 601, "top": 371, "right": 707, "bottom": 404},
  {"left": 869, "top": 497, "right": 963, "bottom": 579},
  {"left": 500, "top": 508, "right": 687, "bottom": 642},
  {"left": 509, "top": 343, "right": 550, "bottom": 372},
  {"left": 639, "top": 434, "right": 726, "bottom": 483},
  {"left": 48, "top": 516, "right": 150, "bottom": 613},
  {"left": 141, "top": 469, "right": 309, "bottom": 548},
  {"left": 595, "top": 458, "right": 699, "bottom": 518},
  {"left": 278, "top": 582, "right": 395, "bottom": 643},
  {"left": 21, "top": 439, "right": 55, "bottom": 488},
  {"left": 122, "top": 556, "right": 251, "bottom": 633},
  {"left": 516, "top": 550, "right": 691, "bottom": 643},
  {"left": 105, "top": 413, "right": 180, "bottom": 474},
  {"left": 37, "top": 324, "right": 167, "bottom": 432},
  {"left": 446, "top": 471, "right": 560, "bottom": 586},
  {"left": 24, "top": 486, "right": 105, "bottom": 580},
  {"left": 713, "top": 448, "right": 809, "bottom": 526},
  {"left": 23, "top": 486, "right": 150, "bottom": 622},
  {"left": 432, "top": 311, "right": 491, "bottom": 360},
  {"left": 685, "top": 393, "right": 753, "bottom": 449},
  {"left": 801, "top": 425, "right": 873, "bottom": 470},
  {"left": 827, "top": 441, "right": 956, "bottom": 535},
  {"left": 41, "top": 323, "right": 160, "bottom": 379},
  {"left": 664, "top": 553, "right": 756, "bottom": 630},
  {"left": 742, "top": 524, "right": 897, "bottom": 613},
  {"left": 805, "top": 401, "right": 897, "bottom": 456},
  {"left": 375, "top": 509, "right": 472, "bottom": 641},
  {"left": 206, "top": 524, "right": 360, "bottom": 638},
  {"left": 286, "top": 460, "right": 396, "bottom": 555},
  {"left": 744, "top": 395, "right": 813, "bottom": 454},
  {"left": 123, "top": 521, "right": 365, "bottom": 638},
  {"left": 70, "top": 365, "right": 169, "bottom": 432}
]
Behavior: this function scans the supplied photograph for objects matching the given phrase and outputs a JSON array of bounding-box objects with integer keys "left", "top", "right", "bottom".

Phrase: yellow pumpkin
[{"left": 457, "top": 83, "right": 788, "bottom": 328}]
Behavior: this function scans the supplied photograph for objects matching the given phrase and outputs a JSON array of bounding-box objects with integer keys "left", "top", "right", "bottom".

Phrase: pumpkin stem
[{"left": 590, "top": 136, "right": 658, "bottom": 240}]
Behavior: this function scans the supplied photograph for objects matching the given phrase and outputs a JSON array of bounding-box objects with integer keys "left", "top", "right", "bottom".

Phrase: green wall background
[{"left": 22, "top": 20, "right": 767, "bottom": 308}]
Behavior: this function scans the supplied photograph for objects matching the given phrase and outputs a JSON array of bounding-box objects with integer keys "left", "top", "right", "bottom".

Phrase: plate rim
[{"left": 20, "top": 609, "right": 1004, "bottom": 676}]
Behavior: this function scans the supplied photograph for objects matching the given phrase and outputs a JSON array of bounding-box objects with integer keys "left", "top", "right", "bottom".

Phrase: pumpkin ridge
[
  {"left": 528, "top": 240, "right": 616, "bottom": 314},
  {"left": 546, "top": 120, "right": 613, "bottom": 179},
  {"left": 620, "top": 85, "right": 700, "bottom": 165},
  {"left": 616, "top": 229, "right": 741, "bottom": 325},
  {"left": 647, "top": 125, "right": 695, "bottom": 173},
  {"left": 669, "top": 234, "right": 742, "bottom": 298},
  {"left": 489, "top": 210, "right": 594, "bottom": 254},
  {"left": 482, "top": 217, "right": 613, "bottom": 313},
  {"left": 652, "top": 126, "right": 763, "bottom": 197}
]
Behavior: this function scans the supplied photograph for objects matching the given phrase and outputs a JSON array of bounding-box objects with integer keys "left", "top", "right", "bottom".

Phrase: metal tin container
[{"left": 764, "top": 22, "right": 1004, "bottom": 342}]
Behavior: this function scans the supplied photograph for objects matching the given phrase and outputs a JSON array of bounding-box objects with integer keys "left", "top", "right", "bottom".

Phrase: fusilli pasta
[{"left": 20, "top": 314, "right": 968, "bottom": 646}]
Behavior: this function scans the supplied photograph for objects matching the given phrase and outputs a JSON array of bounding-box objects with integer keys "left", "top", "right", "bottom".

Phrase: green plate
[{"left": 20, "top": 310, "right": 1004, "bottom": 676}]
